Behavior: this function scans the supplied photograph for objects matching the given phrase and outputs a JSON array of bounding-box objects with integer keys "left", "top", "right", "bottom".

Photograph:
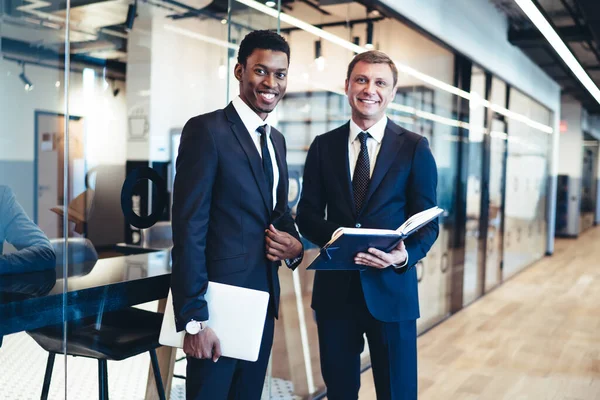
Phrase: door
[{"left": 35, "top": 111, "right": 84, "bottom": 238}]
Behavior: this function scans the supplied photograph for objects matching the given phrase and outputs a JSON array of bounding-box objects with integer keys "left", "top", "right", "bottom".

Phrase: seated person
[{"left": 0, "top": 185, "right": 55, "bottom": 275}]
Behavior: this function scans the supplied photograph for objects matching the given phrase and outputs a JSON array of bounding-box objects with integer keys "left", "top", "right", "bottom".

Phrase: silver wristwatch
[{"left": 185, "top": 319, "right": 207, "bottom": 335}]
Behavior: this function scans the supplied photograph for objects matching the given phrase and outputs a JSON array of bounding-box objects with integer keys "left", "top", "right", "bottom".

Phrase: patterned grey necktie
[{"left": 352, "top": 131, "right": 370, "bottom": 214}]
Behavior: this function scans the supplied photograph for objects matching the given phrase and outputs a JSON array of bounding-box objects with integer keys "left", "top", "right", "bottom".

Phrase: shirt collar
[
  {"left": 348, "top": 115, "right": 388, "bottom": 145},
  {"left": 232, "top": 96, "right": 276, "bottom": 136}
]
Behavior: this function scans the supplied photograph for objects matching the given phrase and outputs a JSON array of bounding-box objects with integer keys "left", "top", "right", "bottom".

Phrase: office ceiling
[
  {"left": 0, "top": 0, "right": 378, "bottom": 80},
  {"left": 490, "top": 0, "right": 600, "bottom": 114}
]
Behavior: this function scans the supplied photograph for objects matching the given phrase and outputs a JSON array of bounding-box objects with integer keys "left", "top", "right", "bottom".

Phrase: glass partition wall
[
  {"left": 0, "top": 0, "right": 555, "bottom": 398},
  {"left": 0, "top": 0, "right": 69, "bottom": 396}
]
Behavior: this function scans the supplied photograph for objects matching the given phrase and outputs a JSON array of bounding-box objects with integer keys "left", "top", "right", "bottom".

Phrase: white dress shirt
[
  {"left": 347, "top": 115, "right": 409, "bottom": 268},
  {"left": 348, "top": 116, "right": 388, "bottom": 179},
  {"left": 232, "top": 96, "right": 279, "bottom": 208}
]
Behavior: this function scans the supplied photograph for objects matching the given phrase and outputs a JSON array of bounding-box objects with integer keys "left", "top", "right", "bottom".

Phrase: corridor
[{"left": 356, "top": 227, "right": 600, "bottom": 399}]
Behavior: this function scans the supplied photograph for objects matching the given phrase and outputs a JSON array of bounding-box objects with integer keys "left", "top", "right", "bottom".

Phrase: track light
[
  {"left": 19, "top": 63, "right": 33, "bottom": 91},
  {"left": 314, "top": 39, "right": 321, "bottom": 60},
  {"left": 365, "top": 21, "right": 374, "bottom": 49},
  {"left": 514, "top": 0, "right": 600, "bottom": 106},
  {"left": 125, "top": 0, "right": 137, "bottom": 31},
  {"left": 314, "top": 40, "right": 325, "bottom": 71}
]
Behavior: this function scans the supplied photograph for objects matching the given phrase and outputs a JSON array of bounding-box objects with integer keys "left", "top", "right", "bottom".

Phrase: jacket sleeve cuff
[
  {"left": 392, "top": 253, "right": 409, "bottom": 273},
  {"left": 285, "top": 248, "right": 304, "bottom": 270}
]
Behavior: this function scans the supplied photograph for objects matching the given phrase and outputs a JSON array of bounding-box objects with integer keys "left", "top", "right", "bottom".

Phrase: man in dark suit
[
  {"left": 171, "top": 30, "right": 303, "bottom": 400},
  {"left": 296, "top": 50, "right": 439, "bottom": 400}
]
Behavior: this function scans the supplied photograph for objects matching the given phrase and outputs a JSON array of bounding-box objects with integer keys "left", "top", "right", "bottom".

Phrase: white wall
[
  {"left": 378, "top": 0, "right": 561, "bottom": 116},
  {"left": 125, "top": 6, "right": 232, "bottom": 161},
  {"left": 149, "top": 16, "right": 231, "bottom": 162},
  {"left": 126, "top": 7, "right": 153, "bottom": 161},
  {"left": 0, "top": 59, "right": 127, "bottom": 164},
  {"left": 0, "top": 59, "right": 127, "bottom": 217},
  {"left": 286, "top": 19, "right": 454, "bottom": 94}
]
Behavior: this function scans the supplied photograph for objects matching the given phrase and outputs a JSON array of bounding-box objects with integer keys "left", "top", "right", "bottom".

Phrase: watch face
[{"left": 186, "top": 320, "right": 201, "bottom": 335}]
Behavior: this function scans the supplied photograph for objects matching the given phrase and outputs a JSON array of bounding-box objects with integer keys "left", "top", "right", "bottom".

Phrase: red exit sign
[{"left": 559, "top": 120, "right": 568, "bottom": 133}]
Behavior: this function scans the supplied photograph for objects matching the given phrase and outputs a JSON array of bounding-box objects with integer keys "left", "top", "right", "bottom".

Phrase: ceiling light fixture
[
  {"left": 514, "top": 0, "right": 600, "bottom": 106},
  {"left": 19, "top": 63, "right": 33, "bottom": 91},
  {"left": 314, "top": 40, "right": 326, "bottom": 71},
  {"left": 266, "top": 1, "right": 276, "bottom": 7},
  {"left": 314, "top": 39, "right": 321, "bottom": 60}
]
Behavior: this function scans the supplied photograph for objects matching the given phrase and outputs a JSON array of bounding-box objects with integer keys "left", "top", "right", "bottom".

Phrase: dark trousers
[
  {"left": 185, "top": 316, "right": 275, "bottom": 400},
  {"left": 315, "top": 274, "right": 417, "bottom": 400}
]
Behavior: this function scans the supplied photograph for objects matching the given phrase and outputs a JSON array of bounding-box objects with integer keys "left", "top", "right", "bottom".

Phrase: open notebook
[{"left": 307, "top": 206, "right": 444, "bottom": 271}]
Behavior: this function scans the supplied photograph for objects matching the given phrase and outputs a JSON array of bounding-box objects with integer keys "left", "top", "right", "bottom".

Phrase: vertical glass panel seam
[{"left": 62, "top": 0, "right": 72, "bottom": 397}]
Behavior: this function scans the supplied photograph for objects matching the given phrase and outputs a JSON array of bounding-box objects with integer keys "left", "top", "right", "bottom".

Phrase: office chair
[{"left": 27, "top": 238, "right": 166, "bottom": 400}]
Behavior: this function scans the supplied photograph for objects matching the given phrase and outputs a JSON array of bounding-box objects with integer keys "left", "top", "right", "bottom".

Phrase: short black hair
[{"left": 237, "top": 30, "right": 290, "bottom": 66}]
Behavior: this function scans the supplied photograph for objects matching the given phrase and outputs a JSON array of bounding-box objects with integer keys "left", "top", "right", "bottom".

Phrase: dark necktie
[
  {"left": 352, "top": 131, "right": 370, "bottom": 214},
  {"left": 257, "top": 125, "right": 274, "bottom": 208}
]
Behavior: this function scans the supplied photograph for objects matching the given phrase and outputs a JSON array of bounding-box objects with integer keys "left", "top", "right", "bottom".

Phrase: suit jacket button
[{"left": 355, "top": 223, "right": 361, "bottom": 228}]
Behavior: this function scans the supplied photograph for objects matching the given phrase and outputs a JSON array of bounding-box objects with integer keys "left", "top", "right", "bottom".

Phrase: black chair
[
  {"left": 27, "top": 238, "right": 166, "bottom": 400},
  {"left": 29, "top": 308, "right": 166, "bottom": 400}
]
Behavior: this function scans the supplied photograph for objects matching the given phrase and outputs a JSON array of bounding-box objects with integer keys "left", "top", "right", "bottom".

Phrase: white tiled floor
[{"left": 0, "top": 333, "right": 297, "bottom": 400}]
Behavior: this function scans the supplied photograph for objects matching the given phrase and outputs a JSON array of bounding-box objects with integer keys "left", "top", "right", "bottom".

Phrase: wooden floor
[{"left": 350, "top": 227, "right": 600, "bottom": 400}]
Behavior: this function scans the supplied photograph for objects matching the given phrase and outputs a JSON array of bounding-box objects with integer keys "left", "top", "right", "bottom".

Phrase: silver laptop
[{"left": 159, "top": 282, "right": 270, "bottom": 362}]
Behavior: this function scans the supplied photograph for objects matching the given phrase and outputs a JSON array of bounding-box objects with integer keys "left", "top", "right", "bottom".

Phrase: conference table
[
  {"left": 0, "top": 249, "right": 173, "bottom": 400},
  {"left": 0, "top": 245, "right": 324, "bottom": 399}
]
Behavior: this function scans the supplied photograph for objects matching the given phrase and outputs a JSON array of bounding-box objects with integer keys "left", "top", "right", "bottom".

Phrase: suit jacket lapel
[
  {"left": 361, "top": 120, "right": 405, "bottom": 215},
  {"left": 224, "top": 103, "right": 271, "bottom": 213},
  {"left": 332, "top": 123, "right": 356, "bottom": 218}
]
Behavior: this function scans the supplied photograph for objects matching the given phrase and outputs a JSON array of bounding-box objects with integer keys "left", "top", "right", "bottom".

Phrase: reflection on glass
[
  {"left": 484, "top": 117, "right": 506, "bottom": 292},
  {"left": 503, "top": 88, "right": 552, "bottom": 279},
  {"left": 0, "top": 186, "right": 56, "bottom": 274},
  {"left": 580, "top": 137, "right": 598, "bottom": 233},
  {"left": 463, "top": 67, "right": 486, "bottom": 306},
  {"left": 482, "top": 77, "right": 508, "bottom": 293},
  {"left": 1, "top": 0, "right": 69, "bottom": 393}
]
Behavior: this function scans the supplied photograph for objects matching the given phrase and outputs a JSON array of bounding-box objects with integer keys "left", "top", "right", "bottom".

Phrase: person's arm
[
  {"left": 0, "top": 187, "right": 55, "bottom": 275},
  {"left": 296, "top": 136, "right": 342, "bottom": 248},
  {"left": 171, "top": 117, "right": 217, "bottom": 332},
  {"left": 353, "top": 136, "right": 438, "bottom": 272},
  {"left": 402, "top": 136, "right": 439, "bottom": 271}
]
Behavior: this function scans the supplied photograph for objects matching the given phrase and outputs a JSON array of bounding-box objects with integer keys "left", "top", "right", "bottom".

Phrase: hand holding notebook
[{"left": 306, "top": 206, "right": 444, "bottom": 271}]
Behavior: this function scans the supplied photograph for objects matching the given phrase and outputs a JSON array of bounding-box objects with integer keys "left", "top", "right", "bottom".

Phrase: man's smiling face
[
  {"left": 345, "top": 60, "right": 397, "bottom": 128},
  {"left": 235, "top": 49, "right": 289, "bottom": 120}
]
